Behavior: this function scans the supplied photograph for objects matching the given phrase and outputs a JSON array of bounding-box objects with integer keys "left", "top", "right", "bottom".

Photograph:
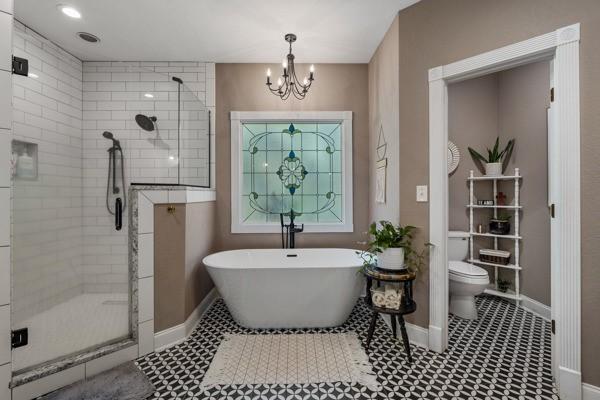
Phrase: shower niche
[{"left": 11, "top": 140, "right": 37, "bottom": 180}]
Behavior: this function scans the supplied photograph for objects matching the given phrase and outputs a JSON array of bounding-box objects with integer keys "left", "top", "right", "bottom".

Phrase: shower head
[
  {"left": 102, "top": 131, "right": 120, "bottom": 147},
  {"left": 135, "top": 114, "right": 157, "bottom": 132}
]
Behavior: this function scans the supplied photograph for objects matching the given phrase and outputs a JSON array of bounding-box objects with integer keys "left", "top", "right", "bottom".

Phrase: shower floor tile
[
  {"left": 137, "top": 296, "right": 558, "bottom": 399},
  {"left": 12, "top": 293, "right": 129, "bottom": 372}
]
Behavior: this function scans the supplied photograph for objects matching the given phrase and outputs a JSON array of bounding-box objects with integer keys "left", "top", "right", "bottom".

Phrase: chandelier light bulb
[
  {"left": 282, "top": 59, "right": 288, "bottom": 69},
  {"left": 266, "top": 68, "right": 271, "bottom": 77},
  {"left": 310, "top": 64, "right": 315, "bottom": 73},
  {"left": 277, "top": 77, "right": 283, "bottom": 87},
  {"left": 303, "top": 77, "right": 308, "bottom": 85}
]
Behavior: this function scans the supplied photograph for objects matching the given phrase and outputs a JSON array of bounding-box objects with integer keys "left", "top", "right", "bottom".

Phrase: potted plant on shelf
[
  {"left": 468, "top": 137, "right": 515, "bottom": 176},
  {"left": 358, "top": 221, "right": 432, "bottom": 272},
  {"left": 367, "top": 221, "right": 413, "bottom": 271},
  {"left": 489, "top": 212, "right": 511, "bottom": 235},
  {"left": 497, "top": 278, "right": 512, "bottom": 293}
]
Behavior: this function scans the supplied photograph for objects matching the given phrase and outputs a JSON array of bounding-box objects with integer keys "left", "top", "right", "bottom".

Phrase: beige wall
[
  {"left": 154, "top": 204, "right": 186, "bottom": 332},
  {"left": 369, "top": 16, "right": 401, "bottom": 223},
  {"left": 185, "top": 202, "right": 216, "bottom": 318},
  {"left": 448, "top": 62, "right": 551, "bottom": 306},
  {"left": 448, "top": 74, "right": 499, "bottom": 232},
  {"left": 154, "top": 202, "right": 215, "bottom": 332},
  {"left": 395, "top": 0, "right": 600, "bottom": 385},
  {"left": 215, "top": 63, "right": 369, "bottom": 251},
  {"left": 498, "top": 61, "right": 551, "bottom": 306}
]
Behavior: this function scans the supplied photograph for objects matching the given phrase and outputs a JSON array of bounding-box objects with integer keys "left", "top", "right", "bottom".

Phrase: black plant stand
[{"left": 362, "top": 265, "right": 417, "bottom": 363}]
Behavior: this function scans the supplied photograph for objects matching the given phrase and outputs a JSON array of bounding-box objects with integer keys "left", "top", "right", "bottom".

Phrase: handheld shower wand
[{"left": 102, "top": 131, "right": 126, "bottom": 230}]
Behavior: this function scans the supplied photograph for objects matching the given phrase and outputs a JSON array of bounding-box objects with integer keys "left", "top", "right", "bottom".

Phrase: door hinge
[
  {"left": 12, "top": 56, "right": 28, "bottom": 76},
  {"left": 551, "top": 319, "right": 556, "bottom": 334},
  {"left": 550, "top": 87, "right": 555, "bottom": 102},
  {"left": 549, "top": 203, "right": 555, "bottom": 218},
  {"left": 11, "top": 328, "right": 28, "bottom": 349}
]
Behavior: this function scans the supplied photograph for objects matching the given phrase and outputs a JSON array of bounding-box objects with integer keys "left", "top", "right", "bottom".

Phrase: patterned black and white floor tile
[{"left": 136, "top": 296, "right": 558, "bottom": 399}]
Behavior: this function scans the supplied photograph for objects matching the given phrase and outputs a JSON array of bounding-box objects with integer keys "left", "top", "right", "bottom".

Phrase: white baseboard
[
  {"left": 428, "top": 324, "right": 443, "bottom": 353},
  {"left": 584, "top": 383, "right": 600, "bottom": 400},
  {"left": 558, "top": 365, "right": 582, "bottom": 400},
  {"left": 381, "top": 314, "right": 429, "bottom": 349},
  {"left": 520, "top": 295, "right": 551, "bottom": 321},
  {"left": 154, "top": 287, "right": 219, "bottom": 351}
]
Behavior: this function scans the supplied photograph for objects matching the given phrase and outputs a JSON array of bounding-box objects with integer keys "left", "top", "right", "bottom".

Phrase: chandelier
[{"left": 266, "top": 33, "right": 315, "bottom": 100}]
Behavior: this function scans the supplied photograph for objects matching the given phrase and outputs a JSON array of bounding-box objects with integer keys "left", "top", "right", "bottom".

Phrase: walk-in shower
[{"left": 10, "top": 23, "right": 212, "bottom": 381}]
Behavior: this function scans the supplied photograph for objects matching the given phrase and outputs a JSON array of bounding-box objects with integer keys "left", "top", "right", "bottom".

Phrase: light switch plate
[{"left": 416, "top": 185, "right": 428, "bottom": 202}]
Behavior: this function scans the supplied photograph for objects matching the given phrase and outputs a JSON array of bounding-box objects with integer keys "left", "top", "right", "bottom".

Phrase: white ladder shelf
[{"left": 467, "top": 168, "right": 522, "bottom": 304}]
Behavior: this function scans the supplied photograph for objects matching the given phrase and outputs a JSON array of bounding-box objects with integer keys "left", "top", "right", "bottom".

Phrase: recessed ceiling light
[
  {"left": 28, "top": 73, "right": 38, "bottom": 79},
  {"left": 58, "top": 5, "right": 81, "bottom": 19},
  {"left": 77, "top": 32, "right": 100, "bottom": 43},
  {"left": 144, "top": 93, "right": 154, "bottom": 98}
]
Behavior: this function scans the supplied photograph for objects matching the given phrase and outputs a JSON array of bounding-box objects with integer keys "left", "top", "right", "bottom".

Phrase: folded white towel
[
  {"left": 371, "top": 287, "right": 386, "bottom": 307},
  {"left": 385, "top": 300, "right": 401, "bottom": 310},
  {"left": 384, "top": 285, "right": 400, "bottom": 302}
]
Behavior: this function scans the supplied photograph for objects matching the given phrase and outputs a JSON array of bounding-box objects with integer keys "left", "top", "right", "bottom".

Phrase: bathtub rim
[{"left": 203, "top": 248, "right": 370, "bottom": 270}]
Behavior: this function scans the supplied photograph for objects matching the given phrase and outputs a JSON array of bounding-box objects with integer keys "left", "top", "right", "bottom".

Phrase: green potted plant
[
  {"left": 468, "top": 137, "right": 515, "bottom": 176},
  {"left": 489, "top": 212, "right": 511, "bottom": 235},
  {"left": 365, "top": 221, "right": 415, "bottom": 271},
  {"left": 497, "top": 278, "right": 511, "bottom": 293}
]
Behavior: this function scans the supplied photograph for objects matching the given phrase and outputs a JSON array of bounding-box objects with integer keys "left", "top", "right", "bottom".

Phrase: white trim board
[
  {"left": 154, "top": 288, "right": 219, "bottom": 352},
  {"left": 583, "top": 383, "right": 600, "bottom": 400},
  {"left": 230, "top": 111, "right": 354, "bottom": 234},
  {"left": 520, "top": 295, "right": 551, "bottom": 321},
  {"left": 428, "top": 23, "right": 581, "bottom": 400},
  {"left": 380, "top": 314, "right": 429, "bottom": 350}
]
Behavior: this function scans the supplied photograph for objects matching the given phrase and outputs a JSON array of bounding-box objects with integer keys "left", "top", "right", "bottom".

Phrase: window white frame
[
  {"left": 230, "top": 111, "right": 353, "bottom": 233},
  {"left": 428, "top": 24, "right": 581, "bottom": 399}
]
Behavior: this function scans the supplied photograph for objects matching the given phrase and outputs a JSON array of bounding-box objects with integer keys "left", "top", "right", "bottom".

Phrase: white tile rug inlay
[{"left": 201, "top": 333, "right": 380, "bottom": 390}]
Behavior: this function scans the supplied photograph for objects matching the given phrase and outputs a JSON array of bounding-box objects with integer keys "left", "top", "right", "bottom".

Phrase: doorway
[{"left": 428, "top": 24, "right": 581, "bottom": 400}]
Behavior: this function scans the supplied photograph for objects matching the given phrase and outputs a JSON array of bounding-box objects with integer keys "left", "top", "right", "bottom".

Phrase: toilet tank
[{"left": 448, "top": 231, "right": 470, "bottom": 261}]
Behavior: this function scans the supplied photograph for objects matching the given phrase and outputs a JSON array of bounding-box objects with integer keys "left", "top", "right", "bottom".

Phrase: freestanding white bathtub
[{"left": 203, "top": 248, "right": 364, "bottom": 329}]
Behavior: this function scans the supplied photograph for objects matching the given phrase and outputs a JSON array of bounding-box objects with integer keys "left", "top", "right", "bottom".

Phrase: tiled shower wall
[
  {"left": 81, "top": 61, "right": 215, "bottom": 293},
  {"left": 0, "top": 1, "right": 14, "bottom": 396},
  {"left": 11, "top": 22, "right": 84, "bottom": 321}
]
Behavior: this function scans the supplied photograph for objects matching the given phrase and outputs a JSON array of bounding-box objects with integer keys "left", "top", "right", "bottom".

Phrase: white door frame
[{"left": 428, "top": 24, "right": 581, "bottom": 400}]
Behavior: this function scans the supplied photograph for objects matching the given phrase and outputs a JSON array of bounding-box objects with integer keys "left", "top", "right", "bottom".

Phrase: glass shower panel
[
  {"left": 10, "top": 28, "right": 131, "bottom": 374},
  {"left": 128, "top": 72, "right": 180, "bottom": 185},
  {"left": 179, "top": 83, "right": 210, "bottom": 187}
]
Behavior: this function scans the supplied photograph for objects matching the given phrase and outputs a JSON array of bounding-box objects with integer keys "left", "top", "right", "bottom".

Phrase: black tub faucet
[{"left": 280, "top": 210, "right": 304, "bottom": 249}]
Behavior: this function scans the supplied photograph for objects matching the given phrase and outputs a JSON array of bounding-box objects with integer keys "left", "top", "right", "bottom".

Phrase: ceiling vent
[{"left": 77, "top": 32, "right": 100, "bottom": 43}]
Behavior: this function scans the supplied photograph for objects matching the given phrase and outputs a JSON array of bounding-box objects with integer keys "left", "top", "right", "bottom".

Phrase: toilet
[{"left": 448, "top": 231, "right": 490, "bottom": 320}]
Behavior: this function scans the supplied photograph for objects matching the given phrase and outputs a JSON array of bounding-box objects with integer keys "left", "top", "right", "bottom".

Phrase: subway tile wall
[
  {"left": 81, "top": 61, "right": 214, "bottom": 293},
  {"left": 11, "top": 22, "right": 84, "bottom": 321},
  {"left": 1, "top": 2, "right": 13, "bottom": 397}
]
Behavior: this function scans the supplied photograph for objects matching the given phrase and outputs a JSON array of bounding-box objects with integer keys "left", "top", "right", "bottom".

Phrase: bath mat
[
  {"left": 40, "top": 362, "right": 155, "bottom": 400},
  {"left": 201, "top": 333, "right": 380, "bottom": 390}
]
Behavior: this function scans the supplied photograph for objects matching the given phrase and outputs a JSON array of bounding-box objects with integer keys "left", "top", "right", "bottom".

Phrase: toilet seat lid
[{"left": 449, "top": 261, "right": 488, "bottom": 277}]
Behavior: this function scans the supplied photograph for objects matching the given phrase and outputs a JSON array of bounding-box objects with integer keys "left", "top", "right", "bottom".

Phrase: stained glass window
[{"left": 241, "top": 121, "right": 343, "bottom": 225}]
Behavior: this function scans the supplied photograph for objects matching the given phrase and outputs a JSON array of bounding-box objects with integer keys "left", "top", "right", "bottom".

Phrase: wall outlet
[{"left": 416, "top": 185, "right": 428, "bottom": 202}]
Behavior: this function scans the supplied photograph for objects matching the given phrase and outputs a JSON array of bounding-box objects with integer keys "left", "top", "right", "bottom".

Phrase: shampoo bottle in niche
[{"left": 16, "top": 150, "right": 35, "bottom": 179}]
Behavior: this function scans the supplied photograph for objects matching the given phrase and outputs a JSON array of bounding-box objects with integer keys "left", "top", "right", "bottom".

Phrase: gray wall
[
  {"left": 214, "top": 63, "right": 369, "bottom": 251},
  {"left": 448, "top": 61, "right": 551, "bottom": 306},
  {"left": 394, "top": 0, "right": 600, "bottom": 385}
]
